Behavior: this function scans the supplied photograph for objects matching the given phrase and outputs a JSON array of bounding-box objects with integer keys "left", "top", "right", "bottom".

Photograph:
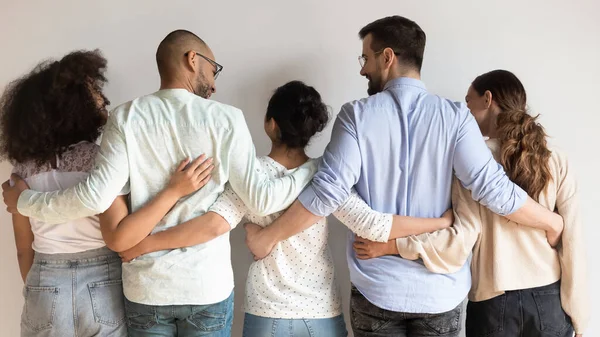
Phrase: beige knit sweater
[{"left": 394, "top": 139, "right": 589, "bottom": 333}]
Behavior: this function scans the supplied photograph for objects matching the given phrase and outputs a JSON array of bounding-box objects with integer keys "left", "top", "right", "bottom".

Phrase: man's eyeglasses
[
  {"left": 186, "top": 51, "right": 223, "bottom": 80},
  {"left": 358, "top": 48, "right": 400, "bottom": 68}
]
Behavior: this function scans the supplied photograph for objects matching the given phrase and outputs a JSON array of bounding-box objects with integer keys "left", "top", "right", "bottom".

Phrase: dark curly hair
[
  {"left": 266, "top": 81, "right": 329, "bottom": 148},
  {"left": 0, "top": 49, "right": 109, "bottom": 167}
]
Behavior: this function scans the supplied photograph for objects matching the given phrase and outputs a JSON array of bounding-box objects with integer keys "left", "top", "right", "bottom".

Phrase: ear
[
  {"left": 185, "top": 50, "right": 197, "bottom": 71},
  {"left": 382, "top": 47, "right": 396, "bottom": 69},
  {"left": 265, "top": 117, "right": 275, "bottom": 131},
  {"left": 484, "top": 90, "right": 493, "bottom": 109},
  {"left": 264, "top": 117, "right": 280, "bottom": 140}
]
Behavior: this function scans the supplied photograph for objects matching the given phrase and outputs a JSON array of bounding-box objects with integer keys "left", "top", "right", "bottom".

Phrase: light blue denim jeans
[
  {"left": 125, "top": 291, "right": 234, "bottom": 337},
  {"left": 243, "top": 313, "right": 348, "bottom": 337},
  {"left": 21, "top": 246, "right": 126, "bottom": 337}
]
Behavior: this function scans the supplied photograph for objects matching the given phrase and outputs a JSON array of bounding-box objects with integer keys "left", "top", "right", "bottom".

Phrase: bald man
[{"left": 3, "top": 30, "right": 317, "bottom": 336}]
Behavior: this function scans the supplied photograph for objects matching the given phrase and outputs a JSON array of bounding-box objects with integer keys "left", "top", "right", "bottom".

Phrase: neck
[
  {"left": 268, "top": 144, "right": 309, "bottom": 169},
  {"left": 387, "top": 68, "right": 421, "bottom": 83},
  {"left": 481, "top": 109, "right": 501, "bottom": 138},
  {"left": 160, "top": 76, "right": 193, "bottom": 92}
]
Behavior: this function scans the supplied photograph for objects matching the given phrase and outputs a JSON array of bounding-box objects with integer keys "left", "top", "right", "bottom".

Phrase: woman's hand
[
  {"left": 437, "top": 209, "right": 454, "bottom": 230},
  {"left": 167, "top": 155, "right": 214, "bottom": 199}
]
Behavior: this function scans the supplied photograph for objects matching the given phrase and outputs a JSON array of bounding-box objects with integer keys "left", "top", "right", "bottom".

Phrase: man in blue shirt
[{"left": 244, "top": 16, "right": 563, "bottom": 336}]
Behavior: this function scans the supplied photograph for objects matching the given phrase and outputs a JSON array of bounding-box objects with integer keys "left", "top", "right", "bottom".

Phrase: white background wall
[{"left": 1, "top": 0, "right": 598, "bottom": 336}]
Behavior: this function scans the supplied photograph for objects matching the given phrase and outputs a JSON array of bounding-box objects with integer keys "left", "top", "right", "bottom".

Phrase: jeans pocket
[
  {"left": 422, "top": 304, "right": 462, "bottom": 335},
  {"left": 21, "top": 286, "right": 59, "bottom": 332},
  {"left": 188, "top": 297, "right": 231, "bottom": 332},
  {"left": 125, "top": 299, "right": 157, "bottom": 330},
  {"left": 350, "top": 286, "right": 386, "bottom": 333},
  {"left": 88, "top": 279, "right": 126, "bottom": 327},
  {"left": 466, "top": 296, "right": 506, "bottom": 337},
  {"left": 532, "top": 288, "right": 570, "bottom": 336}
]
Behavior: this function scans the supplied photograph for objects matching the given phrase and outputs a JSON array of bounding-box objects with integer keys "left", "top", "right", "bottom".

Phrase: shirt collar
[{"left": 383, "top": 77, "right": 427, "bottom": 91}]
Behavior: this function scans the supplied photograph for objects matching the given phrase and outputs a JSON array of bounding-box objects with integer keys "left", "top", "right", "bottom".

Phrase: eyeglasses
[
  {"left": 185, "top": 51, "right": 223, "bottom": 80},
  {"left": 358, "top": 48, "right": 400, "bottom": 68}
]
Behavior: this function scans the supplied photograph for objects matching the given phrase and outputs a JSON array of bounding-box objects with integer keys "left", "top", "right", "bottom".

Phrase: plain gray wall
[{"left": 1, "top": 0, "right": 598, "bottom": 336}]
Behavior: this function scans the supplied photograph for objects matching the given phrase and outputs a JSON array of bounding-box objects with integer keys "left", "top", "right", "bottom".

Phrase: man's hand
[
  {"left": 2, "top": 174, "right": 29, "bottom": 214},
  {"left": 244, "top": 223, "right": 275, "bottom": 260},
  {"left": 353, "top": 235, "right": 398, "bottom": 260}
]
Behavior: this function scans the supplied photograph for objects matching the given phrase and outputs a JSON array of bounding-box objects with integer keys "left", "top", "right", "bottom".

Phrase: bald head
[{"left": 156, "top": 30, "right": 207, "bottom": 79}]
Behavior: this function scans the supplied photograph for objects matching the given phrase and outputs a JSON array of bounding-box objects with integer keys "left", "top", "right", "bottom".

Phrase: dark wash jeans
[
  {"left": 350, "top": 285, "right": 462, "bottom": 337},
  {"left": 466, "top": 281, "right": 574, "bottom": 337}
]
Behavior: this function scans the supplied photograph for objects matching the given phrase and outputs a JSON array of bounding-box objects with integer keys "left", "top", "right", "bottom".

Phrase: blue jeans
[
  {"left": 21, "top": 247, "right": 126, "bottom": 337},
  {"left": 125, "top": 291, "right": 234, "bottom": 337},
  {"left": 243, "top": 313, "right": 348, "bottom": 337}
]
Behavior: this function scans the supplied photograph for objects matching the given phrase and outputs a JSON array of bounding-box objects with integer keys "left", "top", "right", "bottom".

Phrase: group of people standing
[{"left": 0, "top": 14, "right": 588, "bottom": 337}]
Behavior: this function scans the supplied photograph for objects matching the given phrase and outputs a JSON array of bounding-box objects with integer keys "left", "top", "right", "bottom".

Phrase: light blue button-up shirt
[{"left": 298, "top": 77, "right": 527, "bottom": 313}]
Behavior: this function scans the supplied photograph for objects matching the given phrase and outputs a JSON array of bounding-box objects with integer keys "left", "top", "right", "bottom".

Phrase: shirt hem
[
  {"left": 123, "top": 286, "right": 233, "bottom": 306},
  {"left": 244, "top": 308, "right": 343, "bottom": 319}
]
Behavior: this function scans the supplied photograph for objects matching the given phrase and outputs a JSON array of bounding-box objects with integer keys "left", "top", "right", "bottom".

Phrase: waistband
[{"left": 34, "top": 246, "right": 119, "bottom": 265}]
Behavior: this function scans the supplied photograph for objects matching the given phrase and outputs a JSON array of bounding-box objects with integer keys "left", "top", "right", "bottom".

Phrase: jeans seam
[
  {"left": 518, "top": 291, "right": 524, "bottom": 337},
  {"left": 271, "top": 318, "right": 278, "bottom": 337},
  {"left": 304, "top": 318, "right": 315, "bottom": 337},
  {"left": 72, "top": 266, "right": 78, "bottom": 337}
]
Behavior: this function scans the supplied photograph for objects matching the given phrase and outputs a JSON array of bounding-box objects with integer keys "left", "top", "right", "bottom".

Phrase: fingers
[
  {"left": 2, "top": 179, "right": 9, "bottom": 190},
  {"left": 196, "top": 174, "right": 211, "bottom": 189},
  {"left": 193, "top": 159, "right": 214, "bottom": 184},
  {"left": 353, "top": 242, "right": 367, "bottom": 254},
  {"left": 176, "top": 158, "right": 191, "bottom": 172},
  {"left": 186, "top": 154, "right": 207, "bottom": 172}
]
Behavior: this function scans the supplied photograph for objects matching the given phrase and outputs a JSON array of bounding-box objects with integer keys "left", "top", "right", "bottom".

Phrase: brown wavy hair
[
  {"left": 0, "top": 49, "right": 109, "bottom": 167},
  {"left": 471, "top": 70, "right": 552, "bottom": 201}
]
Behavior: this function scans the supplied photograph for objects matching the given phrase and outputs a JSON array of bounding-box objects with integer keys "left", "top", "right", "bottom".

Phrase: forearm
[
  {"left": 262, "top": 200, "right": 321, "bottom": 243},
  {"left": 504, "top": 196, "right": 562, "bottom": 232},
  {"left": 226, "top": 111, "right": 316, "bottom": 216},
  {"left": 12, "top": 214, "right": 34, "bottom": 282},
  {"left": 108, "top": 189, "right": 180, "bottom": 251},
  {"left": 136, "top": 212, "right": 231, "bottom": 254},
  {"left": 388, "top": 216, "right": 448, "bottom": 239},
  {"left": 17, "top": 251, "right": 34, "bottom": 282},
  {"left": 244, "top": 161, "right": 316, "bottom": 216},
  {"left": 17, "top": 186, "right": 104, "bottom": 224},
  {"left": 17, "top": 120, "right": 129, "bottom": 223},
  {"left": 395, "top": 180, "right": 480, "bottom": 274},
  {"left": 394, "top": 227, "right": 472, "bottom": 274}
]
